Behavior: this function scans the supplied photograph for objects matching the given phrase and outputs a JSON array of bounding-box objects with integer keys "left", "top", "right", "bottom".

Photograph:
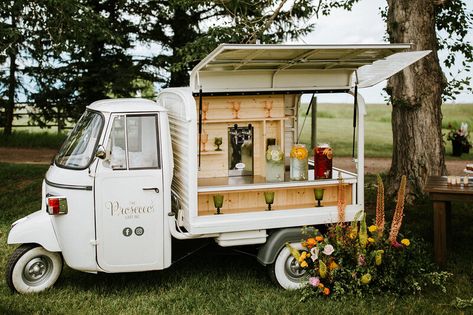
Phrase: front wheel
[
  {"left": 267, "top": 242, "right": 308, "bottom": 290},
  {"left": 6, "top": 244, "right": 63, "bottom": 294}
]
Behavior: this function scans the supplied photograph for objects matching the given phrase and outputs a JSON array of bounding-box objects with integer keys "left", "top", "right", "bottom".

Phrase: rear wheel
[
  {"left": 267, "top": 242, "right": 308, "bottom": 290},
  {"left": 6, "top": 244, "right": 63, "bottom": 294}
]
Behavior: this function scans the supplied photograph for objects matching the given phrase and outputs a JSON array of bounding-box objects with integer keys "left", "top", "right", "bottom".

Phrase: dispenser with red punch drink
[{"left": 314, "top": 144, "right": 333, "bottom": 179}]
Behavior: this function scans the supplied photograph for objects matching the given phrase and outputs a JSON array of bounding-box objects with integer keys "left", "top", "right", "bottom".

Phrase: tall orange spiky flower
[
  {"left": 388, "top": 175, "right": 407, "bottom": 244},
  {"left": 375, "top": 174, "right": 385, "bottom": 237},
  {"left": 337, "top": 174, "right": 346, "bottom": 223}
]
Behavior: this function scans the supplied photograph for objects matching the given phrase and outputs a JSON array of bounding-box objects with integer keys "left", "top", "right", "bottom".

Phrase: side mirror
[{"left": 95, "top": 146, "right": 107, "bottom": 159}]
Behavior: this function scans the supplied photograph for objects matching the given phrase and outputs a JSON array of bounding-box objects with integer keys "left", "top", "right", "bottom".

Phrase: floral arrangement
[
  {"left": 288, "top": 175, "right": 451, "bottom": 299},
  {"left": 447, "top": 122, "right": 471, "bottom": 147}
]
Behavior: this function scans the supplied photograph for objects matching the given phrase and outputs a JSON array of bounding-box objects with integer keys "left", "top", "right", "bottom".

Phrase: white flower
[
  {"left": 322, "top": 244, "right": 334, "bottom": 256},
  {"left": 310, "top": 247, "right": 319, "bottom": 261}
]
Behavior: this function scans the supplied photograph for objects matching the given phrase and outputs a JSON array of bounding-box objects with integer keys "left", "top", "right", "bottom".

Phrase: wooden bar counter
[{"left": 424, "top": 176, "right": 473, "bottom": 265}]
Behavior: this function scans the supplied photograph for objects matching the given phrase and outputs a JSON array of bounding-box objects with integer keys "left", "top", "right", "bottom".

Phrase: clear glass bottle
[
  {"left": 290, "top": 144, "right": 308, "bottom": 181},
  {"left": 266, "top": 145, "right": 285, "bottom": 182}
]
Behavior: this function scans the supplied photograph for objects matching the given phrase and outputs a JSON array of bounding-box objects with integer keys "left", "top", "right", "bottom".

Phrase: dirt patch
[
  {"left": 0, "top": 147, "right": 470, "bottom": 175},
  {"left": 0, "top": 147, "right": 57, "bottom": 165},
  {"left": 335, "top": 157, "right": 470, "bottom": 176}
]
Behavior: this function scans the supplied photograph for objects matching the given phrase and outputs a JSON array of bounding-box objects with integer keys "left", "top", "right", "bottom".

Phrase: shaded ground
[{"left": 0, "top": 147, "right": 470, "bottom": 175}]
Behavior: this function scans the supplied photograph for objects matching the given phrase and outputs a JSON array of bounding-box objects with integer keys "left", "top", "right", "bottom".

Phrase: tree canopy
[{"left": 0, "top": 0, "right": 327, "bottom": 134}]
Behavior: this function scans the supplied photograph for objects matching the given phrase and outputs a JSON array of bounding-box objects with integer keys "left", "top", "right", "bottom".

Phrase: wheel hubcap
[
  {"left": 23, "top": 256, "right": 53, "bottom": 286},
  {"left": 284, "top": 255, "right": 306, "bottom": 281}
]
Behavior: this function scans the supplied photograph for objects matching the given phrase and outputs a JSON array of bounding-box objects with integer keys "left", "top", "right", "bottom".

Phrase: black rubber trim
[
  {"left": 45, "top": 178, "right": 92, "bottom": 191},
  {"left": 192, "top": 89, "right": 350, "bottom": 97}
]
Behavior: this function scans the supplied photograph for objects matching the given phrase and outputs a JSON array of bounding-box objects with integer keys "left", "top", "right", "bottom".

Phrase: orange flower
[
  {"left": 323, "top": 287, "right": 330, "bottom": 295},
  {"left": 306, "top": 238, "right": 317, "bottom": 248},
  {"left": 315, "top": 235, "right": 324, "bottom": 242},
  {"left": 328, "top": 260, "right": 339, "bottom": 271},
  {"left": 318, "top": 283, "right": 324, "bottom": 289}
]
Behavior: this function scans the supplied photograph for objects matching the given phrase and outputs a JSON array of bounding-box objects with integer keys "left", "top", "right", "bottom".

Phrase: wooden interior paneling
[{"left": 198, "top": 184, "right": 352, "bottom": 216}]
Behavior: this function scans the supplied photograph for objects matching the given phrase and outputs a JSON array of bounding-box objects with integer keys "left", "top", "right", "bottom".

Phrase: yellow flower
[
  {"left": 368, "top": 237, "right": 375, "bottom": 243},
  {"left": 299, "top": 251, "right": 308, "bottom": 263},
  {"left": 401, "top": 239, "right": 410, "bottom": 246},
  {"left": 375, "top": 250, "right": 384, "bottom": 266},
  {"left": 361, "top": 273, "right": 372, "bottom": 285},
  {"left": 319, "top": 260, "right": 328, "bottom": 278},
  {"left": 368, "top": 225, "right": 378, "bottom": 233},
  {"left": 300, "top": 261, "right": 308, "bottom": 268},
  {"left": 348, "top": 230, "right": 357, "bottom": 239}
]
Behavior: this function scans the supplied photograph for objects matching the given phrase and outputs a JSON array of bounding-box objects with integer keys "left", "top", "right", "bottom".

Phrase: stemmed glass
[
  {"left": 314, "top": 188, "right": 325, "bottom": 207},
  {"left": 202, "top": 102, "right": 209, "bottom": 120},
  {"left": 264, "top": 191, "right": 275, "bottom": 211},
  {"left": 201, "top": 131, "right": 208, "bottom": 152},
  {"left": 214, "top": 137, "right": 223, "bottom": 151},
  {"left": 232, "top": 101, "right": 241, "bottom": 119},
  {"left": 264, "top": 100, "right": 273, "bottom": 118},
  {"left": 213, "top": 194, "right": 224, "bottom": 215}
]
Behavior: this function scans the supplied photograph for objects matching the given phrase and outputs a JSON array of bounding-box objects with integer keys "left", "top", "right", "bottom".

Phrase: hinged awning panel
[
  {"left": 356, "top": 50, "right": 431, "bottom": 87},
  {"left": 190, "top": 44, "right": 414, "bottom": 94}
]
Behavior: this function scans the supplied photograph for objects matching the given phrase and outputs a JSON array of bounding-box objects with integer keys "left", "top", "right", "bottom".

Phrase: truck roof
[
  {"left": 87, "top": 98, "right": 166, "bottom": 113},
  {"left": 190, "top": 43, "right": 430, "bottom": 94}
]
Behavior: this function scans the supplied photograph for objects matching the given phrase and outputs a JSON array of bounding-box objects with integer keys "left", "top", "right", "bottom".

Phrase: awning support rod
[
  {"left": 352, "top": 84, "right": 358, "bottom": 158},
  {"left": 198, "top": 88, "right": 203, "bottom": 169}
]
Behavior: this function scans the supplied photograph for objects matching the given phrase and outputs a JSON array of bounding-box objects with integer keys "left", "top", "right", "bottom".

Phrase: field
[
  {"left": 298, "top": 103, "right": 473, "bottom": 159},
  {"left": 0, "top": 163, "right": 472, "bottom": 314}
]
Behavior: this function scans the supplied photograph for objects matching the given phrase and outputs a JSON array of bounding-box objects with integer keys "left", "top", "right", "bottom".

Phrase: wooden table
[{"left": 424, "top": 176, "right": 473, "bottom": 264}]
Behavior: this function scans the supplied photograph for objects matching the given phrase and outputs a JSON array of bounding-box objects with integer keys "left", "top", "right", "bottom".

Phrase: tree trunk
[
  {"left": 4, "top": 14, "right": 18, "bottom": 136},
  {"left": 386, "top": 0, "right": 447, "bottom": 202}
]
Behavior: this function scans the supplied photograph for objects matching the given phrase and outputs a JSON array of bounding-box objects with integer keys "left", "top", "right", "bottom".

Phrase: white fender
[{"left": 8, "top": 210, "right": 61, "bottom": 252}]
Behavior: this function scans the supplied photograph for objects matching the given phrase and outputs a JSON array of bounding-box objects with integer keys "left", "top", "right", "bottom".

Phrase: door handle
[{"left": 143, "top": 187, "right": 160, "bottom": 193}]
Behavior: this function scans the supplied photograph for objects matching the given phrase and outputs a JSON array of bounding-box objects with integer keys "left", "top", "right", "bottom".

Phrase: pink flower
[
  {"left": 309, "top": 277, "right": 320, "bottom": 287},
  {"left": 391, "top": 240, "right": 403, "bottom": 248},
  {"left": 310, "top": 247, "right": 319, "bottom": 261},
  {"left": 357, "top": 254, "right": 366, "bottom": 266},
  {"left": 322, "top": 244, "right": 334, "bottom": 256}
]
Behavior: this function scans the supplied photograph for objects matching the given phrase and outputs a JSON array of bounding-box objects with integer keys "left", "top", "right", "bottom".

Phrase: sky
[{"left": 293, "top": 0, "right": 473, "bottom": 104}]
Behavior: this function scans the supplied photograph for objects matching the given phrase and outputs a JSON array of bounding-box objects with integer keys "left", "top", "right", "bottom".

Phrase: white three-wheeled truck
[{"left": 5, "top": 44, "right": 429, "bottom": 293}]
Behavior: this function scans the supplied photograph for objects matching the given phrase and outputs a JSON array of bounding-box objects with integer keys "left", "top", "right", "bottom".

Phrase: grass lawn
[{"left": 0, "top": 163, "right": 472, "bottom": 314}]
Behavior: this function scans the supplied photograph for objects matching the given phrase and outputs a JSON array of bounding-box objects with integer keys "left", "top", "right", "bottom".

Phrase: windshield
[{"left": 55, "top": 110, "right": 104, "bottom": 169}]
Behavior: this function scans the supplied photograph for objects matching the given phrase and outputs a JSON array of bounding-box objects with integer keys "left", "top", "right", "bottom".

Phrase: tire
[
  {"left": 6, "top": 244, "right": 63, "bottom": 294},
  {"left": 267, "top": 242, "right": 308, "bottom": 290}
]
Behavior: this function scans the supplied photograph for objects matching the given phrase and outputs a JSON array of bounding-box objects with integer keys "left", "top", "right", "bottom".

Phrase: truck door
[{"left": 95, "top": 114, "right": 164, "bottom": 272}]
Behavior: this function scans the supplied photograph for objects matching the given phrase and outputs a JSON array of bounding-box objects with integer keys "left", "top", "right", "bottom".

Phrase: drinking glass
[
  {"left": 214, "top": 137, "right": 223, "bottom": 151},
  {"left": 264, "top": 191, "right": 275, "bottom": 211},
  {"left": 201, "top": 131, "right": 208, "bottom": 152},
  {"left": 213, "top": 194, "right": 224, "bottom": 215},
  {"left": 314, "top": 188, "right": 325, "bottom": 207}
]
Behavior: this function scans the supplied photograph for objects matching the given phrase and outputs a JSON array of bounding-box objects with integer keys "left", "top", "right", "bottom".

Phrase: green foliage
[
  {"left": 141, "top": 0, "right": 319, "bottom": 87},
  {"left": 435, "top": 0, "right": 473, "bottom": 101}
]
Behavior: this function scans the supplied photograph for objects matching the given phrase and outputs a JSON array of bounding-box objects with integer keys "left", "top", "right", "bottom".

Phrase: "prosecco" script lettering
[{"left": 106, "top": 201, "right": 155, "bottom": 216}]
